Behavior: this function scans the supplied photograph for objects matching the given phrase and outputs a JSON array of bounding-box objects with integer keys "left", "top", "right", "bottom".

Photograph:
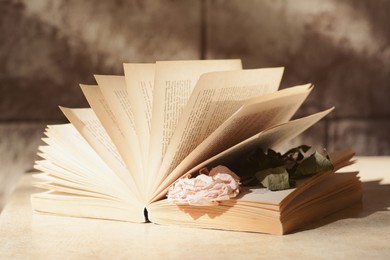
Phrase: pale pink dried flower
[{"left": 167, "top": 165, "right": 240, "bottom": 206}]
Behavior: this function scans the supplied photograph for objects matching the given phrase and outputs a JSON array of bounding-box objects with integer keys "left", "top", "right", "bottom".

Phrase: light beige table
[{"left": 0, "top": 157, "right": 389, "bottom": 259}]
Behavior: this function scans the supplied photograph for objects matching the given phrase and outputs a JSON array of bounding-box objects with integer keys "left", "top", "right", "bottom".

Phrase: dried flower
[{"left": 167, "top": 166, "right": 240, "bottom": 206}]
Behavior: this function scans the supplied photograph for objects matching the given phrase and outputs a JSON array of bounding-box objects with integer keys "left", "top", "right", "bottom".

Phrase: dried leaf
[
  {"left": 293, "top": 151, "right": 334, "bottom": 177},
  {"left": 255, "top": 167, "right": 290, "bottom": 191}
]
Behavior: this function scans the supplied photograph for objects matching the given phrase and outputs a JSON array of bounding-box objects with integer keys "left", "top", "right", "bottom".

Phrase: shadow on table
[{"left": 295, "top": 180, "right": 390, "bottom": 233}]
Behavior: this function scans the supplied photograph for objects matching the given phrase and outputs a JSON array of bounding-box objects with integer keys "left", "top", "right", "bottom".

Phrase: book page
[
  {"left": 123, "top": 63, "right": 155, "bottom": 176},
  {"left": 281, "top": 171, "right": 360, "bottom": 217},
  {"left": 35, "top": 159, "right": 97, "bottom": 190},
  {"left": 36, "top": 124, "right": 142, "bottom": 203},
  {"left": 38, "top": 132, "right": 104, "bottom": 186},
  {"left": 151, "top": 108, "right": 333, "bottom": 202},
  {"left": 280, "top": 149, "right": 356, "bottom": 209},
  {"left": 238, "top": 188, "right": 294, "bottom": 205},
  {"left": 31, "top": 191, "right": 146, "bottom": 223},
  {"left": 147, "top": 59, "right": 243, "bottom": 189},
  {"left": 59, "top": 107, "right": 142, "bottom": 201},
  {"left": 80, "top": 85, "right": 124, "bottom": 143},
  {"left": 152, "top": 68, "right": 284, "bottom": 193},
  {"left": 153, "top": 84, "right": 312, "bottom": 196},
  {"left": 94, "top": 75, "right": 144, "bottom": 192},
  {"left": 80, "top": 84, "right": 146, "bottom": 193},
  {"left": 80, "top": 85, "right": 139, "bottom": 177},
  {"left": 33, "top": 173, "right": 123, "bottom": 200}
]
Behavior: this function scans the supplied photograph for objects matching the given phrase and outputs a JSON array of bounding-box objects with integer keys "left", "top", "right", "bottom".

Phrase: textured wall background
[{"left": 1, "top": 0, "right": 390, "bottom": 207}]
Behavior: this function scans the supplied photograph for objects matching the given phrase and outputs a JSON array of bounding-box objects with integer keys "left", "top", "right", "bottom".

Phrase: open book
[{"left": 31, "top": 59, "right": 361, "bottom": 234}]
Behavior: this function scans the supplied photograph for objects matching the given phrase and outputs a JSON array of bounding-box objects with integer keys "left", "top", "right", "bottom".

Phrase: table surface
[{"left": 0, "top": 157, "right": 389, "bottom": 259}]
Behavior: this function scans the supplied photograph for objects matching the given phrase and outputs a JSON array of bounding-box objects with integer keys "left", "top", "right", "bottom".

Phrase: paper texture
[
  {"left": 59, "top": 107, "right": 141, "bottom": 200},
  {"left": 124, "top": 63, "right": 155, "bottom": 173},
  {"left": 152, "top": 68, "right": 284, "bottom": 193},
  {"left": 94, "top": 75, "right": 145, "bottom": 195},
  {"left": 146, "top": 60, "right": 243, "bottom": 193}
]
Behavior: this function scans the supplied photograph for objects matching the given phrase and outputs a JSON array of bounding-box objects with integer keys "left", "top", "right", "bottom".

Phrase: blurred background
[{"left": 1, "top": 0, "right": 390, "bottom": 208}]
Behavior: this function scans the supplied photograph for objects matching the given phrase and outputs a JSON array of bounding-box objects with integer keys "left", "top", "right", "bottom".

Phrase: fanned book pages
[{"left": 31, "top": 59, "right": 362, "bottom": 234}]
